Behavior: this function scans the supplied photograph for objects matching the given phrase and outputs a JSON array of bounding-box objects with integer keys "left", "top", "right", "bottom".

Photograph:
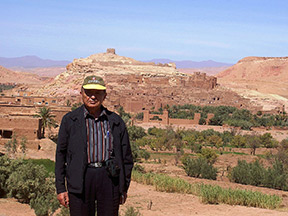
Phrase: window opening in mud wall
[{"left": 3, "top": 130, "right": 13, "bottom": 138}]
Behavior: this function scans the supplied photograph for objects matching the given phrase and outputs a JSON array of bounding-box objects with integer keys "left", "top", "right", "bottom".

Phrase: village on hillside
[{"left": 0, "top": 49, "right": 287, "bottom": 149}]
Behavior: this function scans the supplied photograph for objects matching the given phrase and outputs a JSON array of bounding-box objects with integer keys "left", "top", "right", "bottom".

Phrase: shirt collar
[{"left": 84, "top": 106, "right": 107, "bottom": 119}]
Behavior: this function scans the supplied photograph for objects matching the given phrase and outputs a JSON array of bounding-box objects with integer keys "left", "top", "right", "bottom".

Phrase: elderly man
[{"left": 55, "top": 75, "right": 133, "bottom": 216}]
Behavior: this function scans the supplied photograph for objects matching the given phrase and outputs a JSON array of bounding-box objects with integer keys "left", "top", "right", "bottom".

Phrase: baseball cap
[{"left": 82, "top": 76, "right": 106, "bottom": 90}]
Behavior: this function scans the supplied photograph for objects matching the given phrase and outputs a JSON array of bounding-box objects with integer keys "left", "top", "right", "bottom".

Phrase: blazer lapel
[
  {"left": 78, "top": 105, "right": 87, "bottom": 149},
  {"left": 71, "top": 105, "right": 87, "bottom": 150}
]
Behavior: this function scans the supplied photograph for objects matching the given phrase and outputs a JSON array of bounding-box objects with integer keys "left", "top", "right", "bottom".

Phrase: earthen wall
[
  {"left": 0, "top": 117, "right": 41, "bottom": 140},
  {"left": 142, "top": 110, "right": 214, "bottom": 126}
]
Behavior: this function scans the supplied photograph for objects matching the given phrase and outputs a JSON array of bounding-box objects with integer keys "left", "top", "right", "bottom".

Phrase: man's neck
[{"left": 85, "top": 106, "right": 102, "bottom": 118}]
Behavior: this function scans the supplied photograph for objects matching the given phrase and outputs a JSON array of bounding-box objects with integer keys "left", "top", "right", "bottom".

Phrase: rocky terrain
[
  {"left": 178, "top": 66, "right": 230, "bottom": 76},
  {"left": 31, "top": 49, "right": 255, "bottom": 112},
  {"left": 1, "top": 51, "right": 288, "bottom": 113},
  {"left": 0, "top": 66, "right": 47, "bottom": 84},
  {"left": 12, "top": 66, "right": 66, "bottom": 77},
  {"left": 217, "top": 56, "right": 288, "bottom": 112}
]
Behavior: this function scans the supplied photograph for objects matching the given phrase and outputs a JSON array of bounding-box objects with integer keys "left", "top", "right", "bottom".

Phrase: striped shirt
[{"left": 84, "top": 107, "right": 113, "bottom": 163}]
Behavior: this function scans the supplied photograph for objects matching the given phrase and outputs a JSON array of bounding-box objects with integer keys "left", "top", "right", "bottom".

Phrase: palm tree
[{"left": 34, "top": 107, "right": 57, "bottom": 138}]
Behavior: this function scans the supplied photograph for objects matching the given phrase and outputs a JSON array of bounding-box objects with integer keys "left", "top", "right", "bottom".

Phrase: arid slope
[{"left": 217, "top": 57, "right": 288, "bottom": 112}]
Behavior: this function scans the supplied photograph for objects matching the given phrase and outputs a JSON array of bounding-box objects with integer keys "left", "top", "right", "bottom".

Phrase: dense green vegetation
[
  {"left": 229, "top": 159, "right": 288, "bottom": 191},
  {"left": 128, "top": 124, "right": 288, "bottom": 191},
  {"left": 25, "top": 158, "right": 55, "bottom": 174},
  {"left": 132, "top": 126, "right": 279, "bottom": 155},
  {"left": 150, "top": 104, "right": 288, "bottom": 130},
  {"left": 182, "top": 156, "right": 218, "bottom": 180},
  {"left": 0, "top": 156, "right": 58, "bottom": 216}
]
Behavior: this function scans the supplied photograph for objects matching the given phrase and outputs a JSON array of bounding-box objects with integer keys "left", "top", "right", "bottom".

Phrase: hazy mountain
[
  {"left": 217, "top": 56, "right": 288, "bottom": 100},
  {"left": 0, "top": 55, "right": 70, "bottom": 68},
  {"left": 144, "top": 58, "right": 233, "bottom": 68},
  {"left": 0, "top": 65, "right": 47, "bottom": 84}
]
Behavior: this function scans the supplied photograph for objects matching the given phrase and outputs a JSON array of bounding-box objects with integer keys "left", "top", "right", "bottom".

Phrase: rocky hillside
[
  {"left": 217, "top": 57, "right": 288, "bottom": 83},
  {"left": 217, "top": 57, "right": 288, "bottom": 112},
  {"left": 12, "top": 66, "right": 66, "bottom": 77},
  {"left": 0, "top": 65, "right": 47, "bottom": 84},
  {"left": 34, "top": 49, "right": 254, "bottom": 112}
]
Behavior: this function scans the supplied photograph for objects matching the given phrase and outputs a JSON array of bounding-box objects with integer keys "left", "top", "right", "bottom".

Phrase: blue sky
[{"left": 0, "top": 0, "right": 287, "bottom": 63}]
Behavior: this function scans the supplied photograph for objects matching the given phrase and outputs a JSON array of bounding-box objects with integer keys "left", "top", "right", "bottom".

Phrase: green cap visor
[{"left": 82, "top": 84, "right": 106, "bottom": 90}]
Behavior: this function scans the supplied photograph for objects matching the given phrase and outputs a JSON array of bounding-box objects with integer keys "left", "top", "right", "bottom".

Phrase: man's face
[{"left": 81, "top": 88, "right": 107, "bottom": 110}]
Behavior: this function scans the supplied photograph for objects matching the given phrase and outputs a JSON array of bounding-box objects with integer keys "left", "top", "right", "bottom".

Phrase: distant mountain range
[
  {"left": 0, "top": 55, "right": 233, "bottom": 69},
  {"left": 144, "top": 58, "right": 233, "bottom": 68},
  {"left": 0, "top": 56, "right": 71, "bottom": 68}
]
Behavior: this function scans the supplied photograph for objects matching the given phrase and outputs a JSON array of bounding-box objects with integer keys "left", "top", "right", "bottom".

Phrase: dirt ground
[
  {"left": 1, "top": 129, "right": 288, "bottom": 216},
  {"left": 1, "top": 180, "right": 288, "bottom": 216}
]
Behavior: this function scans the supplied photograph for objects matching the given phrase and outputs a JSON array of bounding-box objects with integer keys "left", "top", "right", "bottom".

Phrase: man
[{"left": 55, "top": 75, "right": 133, "bottom": 216}]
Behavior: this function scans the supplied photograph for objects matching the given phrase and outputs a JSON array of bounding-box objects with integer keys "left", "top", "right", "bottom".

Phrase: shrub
[
  {"left": 0, "top": 156, "right": 24, "bottom": 197},
  {"left": 199, "top": 148, "right": 218, "bottom": 164},
  {"left": 206, "top": 135, "right": 223, "bottom": 149},
  {"left": 229, "top": 160, "right": 266, "bottom": 186},
  {"left": 263, "top": 160, "right": 288, "bottom": 191},
  {"left": 130, "top": 142, "right": 150, "bottom": 162},
  {"left": 122, "top": 206, "right": 142, "bottom": 216},
  {"left": 26, "top": 158, "right": 55, "bottom": 174},
  {"left": 56, "top": 206, "right": 70, "bottom": 216},
  {"left": 260, "top": 133, "right": 275, "bottom": 148},
  {"left": 7, "top": 161, "right": 48, "bottom": 203},
  {"left": 182, "top": 157, "right": 217, "bottom": 180},
  {"left": 276, "top": 139, "right": 288, "bottom": 169},
  {"left": 6, "top": 160, "right": 59, "bottom": 215},
  {"left": 225, "top": 119, "right": 253, "bottom": 130},
  {"left": 135, "top": 112, "right": 144, "bottom": 121},
  {"left": 231, "top": 135, "right": 247, "bottom": 148},
  {"left": 29, "top": 173, "right": 59, "bottom": 216},
  {"left": 128, "top": 126, "right": 146, "bottom": 141},
  {"left": 229, "top": 159, "right": 288, "bottom": 191},
  {"left": 133, "top": 164, "right": 145, "bottom": 173}
]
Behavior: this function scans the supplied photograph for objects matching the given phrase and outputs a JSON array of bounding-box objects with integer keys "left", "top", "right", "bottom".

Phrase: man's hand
[
  {"left": 119, "top": 192, "right": 127, "bottom": 205},
  {"left": 57, "top": 192, "right": 69, "bottom": 208}
]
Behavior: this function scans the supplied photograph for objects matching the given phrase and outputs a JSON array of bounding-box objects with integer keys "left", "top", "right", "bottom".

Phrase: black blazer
[{"left": 55, "top": 105, "right": 133, "bottom": 194}]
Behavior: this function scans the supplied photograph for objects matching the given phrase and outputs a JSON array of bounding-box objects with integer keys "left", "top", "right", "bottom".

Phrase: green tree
[
  {"left": 128, "top": 126, "right": 146, "bottom": 142},
  {"left": 199, "top": 148, "right": 218, "bottom": 164},
  {"left": 34, "top": 107, "right": 57, "bottom": 138},
  {"left": 130, "top": 141, "right": 150, "bottom": 162},
  {"left": 231, "top": 135, "right": 246, "bottom": 148},
  {"left": 276, "top": 139, "right": 288, "bottom": 170},
  {"left": 182, "top": 156, "right": 217, "bottom": 180},
  {"left": 207, "top": 135, "right": 223, "bottom": 149},
  {"left": 260, "top": 133, "right": 276, "bottom": 148},
  {"left": 246, "top": 135, "right": 261, "bottom": 155}
]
